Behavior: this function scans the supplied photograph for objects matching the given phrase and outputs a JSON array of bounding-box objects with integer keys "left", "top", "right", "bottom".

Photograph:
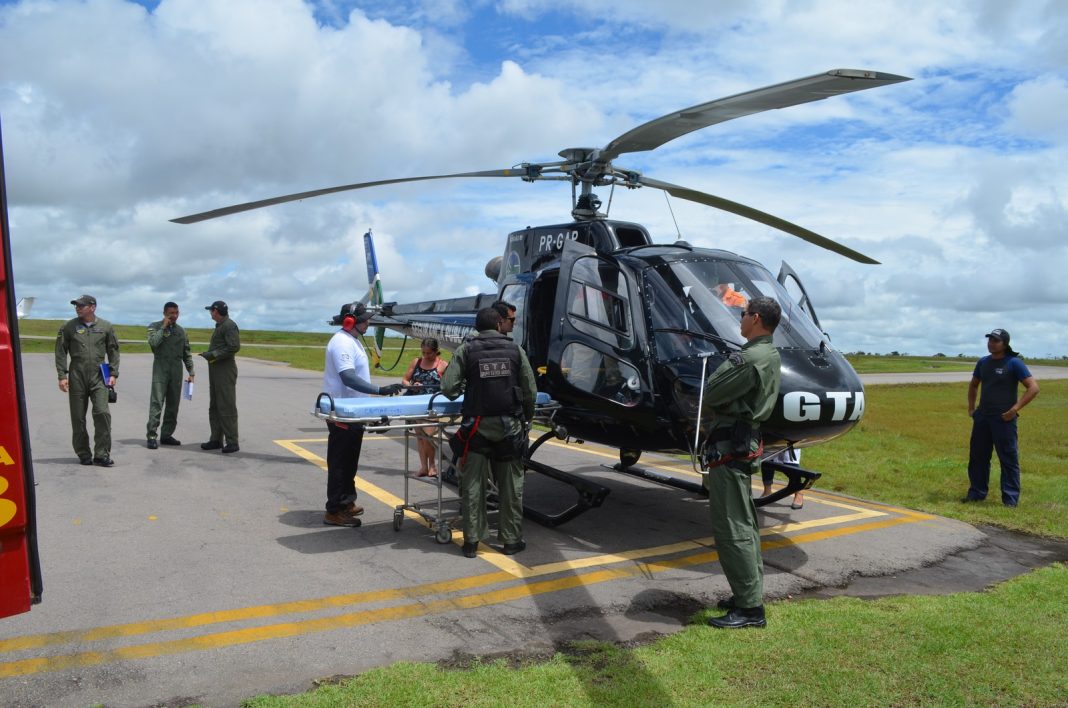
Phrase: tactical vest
[{"left": 461, "top": 335, "right": 523, "bottom": 417}]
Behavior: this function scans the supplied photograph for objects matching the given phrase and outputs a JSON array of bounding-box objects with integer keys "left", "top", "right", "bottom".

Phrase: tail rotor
[{"left": 362, "top": 230, "right": 387, "bottom": 368}]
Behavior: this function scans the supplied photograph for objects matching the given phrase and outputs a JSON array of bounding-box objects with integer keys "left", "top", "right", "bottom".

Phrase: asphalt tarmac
[{"left": 1, "top": 354, "right": 1061, "bottom": 707}]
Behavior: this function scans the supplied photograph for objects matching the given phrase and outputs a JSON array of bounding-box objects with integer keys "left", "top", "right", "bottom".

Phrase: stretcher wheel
[
  {"left": 435, "top": 524, "right": 452, "bottom": 544},
  {"left": 393, "top": 509, "right": 403, "bottom": 531}
]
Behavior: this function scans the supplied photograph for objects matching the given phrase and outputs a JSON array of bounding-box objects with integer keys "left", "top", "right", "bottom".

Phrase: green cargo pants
[
  {"left": 460, "top": 448, "right": 524, "bottom": 546},
  {"left": 68, "top": 365, "right": 111, "bottom": 459},
  {"left": 147, "top": 360, "right": 184, "bottom": 440},
  {"left": 207, "top": 359, "right": 239, "bottom": 444},
  {"left": 706, "top": 438, "right": 763, "bottom": 608}
]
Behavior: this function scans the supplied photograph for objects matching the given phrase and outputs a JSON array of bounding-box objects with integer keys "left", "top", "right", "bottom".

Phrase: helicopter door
[
  {"left": 549, "top": 240, "right": 643, "bottom": 407},
  {"left": 777, "top": 261, "right": 821, "bottom": 330}
]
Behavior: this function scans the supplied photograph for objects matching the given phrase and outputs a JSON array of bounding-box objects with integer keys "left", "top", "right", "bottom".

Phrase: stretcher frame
[{"left": 312, "top": 392, "right": 562, "bottom": 543}]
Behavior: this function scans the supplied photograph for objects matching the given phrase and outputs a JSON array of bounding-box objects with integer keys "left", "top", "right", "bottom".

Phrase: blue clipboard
[{"left": 99, "top": 362, "right": 111, "bottom": 382}]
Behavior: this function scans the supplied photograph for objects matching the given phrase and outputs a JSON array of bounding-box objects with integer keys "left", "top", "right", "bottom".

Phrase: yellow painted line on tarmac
[
  {"left": 761, "top": 514, "right": 921, "bottom": 551},
  {"left": 274, "top": 438, "right": 414, "bottom": 511},
  {"left": 274, "top": 437, "right": 899, "bottom": 579},
  {"left": 0, "top": 568, "right": 517, "bottom": 654},
  {"left": 516, "top": 504, "right": 887, "bottom": 579},
  {"left": 0, "top": 510, "right": 924, "bottom": 679},
  {"left": 0, "top": 424, "right": 942, "bottom": 678},
  {"left": 0, "top": 503, "right": 888, "bottom": 656},
  {"left": 760, "top": 509, "right": 884, "bottom": 536},
  {"left": 277, "top": 438, "right": 535, "bottom": 575}
]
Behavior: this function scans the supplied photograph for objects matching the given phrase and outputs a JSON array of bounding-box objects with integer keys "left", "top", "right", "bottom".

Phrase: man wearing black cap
[
  {"left": 965, "top": 329, "right": 1040, "bottom": 507},
  {"left": 200, "top": 301, "right": 241, "bottom": 453},
  {"left": 321, "top": 302, "right": 404, "bottom": 527},
  {"left": 440, "top": 307, "right": 537, "bottom": 558},
  {"left": 55, "top": 294, "right": 120, "bottom": 466}
]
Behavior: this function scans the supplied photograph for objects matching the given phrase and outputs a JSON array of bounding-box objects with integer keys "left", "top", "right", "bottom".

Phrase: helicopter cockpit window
[
  {"left": 565, "top": 255, "right": 631, "bottom": 349},
  {"left": 498, "top": 283, "right": 528, "bottom": 348},
  {"left": 741, "top": 274, "right": 826, "bottom": 349},
  {"left": 560, "top": 342, "right": 641, "bottom": 407},
  {"left": 645, "top": 259, "right": 826, "bottom": 362}
]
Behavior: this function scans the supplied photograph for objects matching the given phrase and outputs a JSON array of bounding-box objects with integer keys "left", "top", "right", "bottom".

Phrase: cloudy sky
[{"left": 2, "top": 0, "right": 1065, "bottom": 357}]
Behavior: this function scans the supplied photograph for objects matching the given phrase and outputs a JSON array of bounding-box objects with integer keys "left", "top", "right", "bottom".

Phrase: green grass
[
  {"left": 239, "top": 379, "right": 1068, "bottom": 706},
  {"left": 17, "top": 319, "right": 427, "bottom": 371},
  {"left": 245, "top": 564, "right": 1068, "bottom": 707},
  {"left": 805, "top": 379, "right": 1068, "bottom": 538},
  {"left": 845, "top": 353, "right": 1067, "bottom": 373},
  {"left": 24, "top": 319, "right": 1063, "bottom": 373},
  {"left": 24, "top": 319, "right": 1068, "bottom": 704}
]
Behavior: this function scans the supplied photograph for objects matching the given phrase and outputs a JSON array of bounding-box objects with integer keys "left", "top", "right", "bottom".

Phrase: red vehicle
[{"left": 0, "top": 117, "right": 42, "bottom": 618}]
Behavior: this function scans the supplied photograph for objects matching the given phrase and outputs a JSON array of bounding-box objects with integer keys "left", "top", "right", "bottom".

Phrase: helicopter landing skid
[
  {"left": 521, "top": 428, "right": 611, "bottom": 528},
  {"left": 753, "top": 459, "right": 821, "bottom": 508},
  {"left": 605, "top": 457, "right": 820, "bottom": 509},
  {"left": 608, "top": 462, "right": 707, "bottom": 497}
]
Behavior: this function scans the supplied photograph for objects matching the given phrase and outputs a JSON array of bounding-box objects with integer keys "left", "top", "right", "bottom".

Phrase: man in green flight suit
[
  {"left": 440, "top": 307, "right": 537, "bottom": 558},
  {"left": 55, "top": 294, "right": 120, "bottom": 467},
  {"left": 702, "top": 296, "right": 782, "bottom": 629},
  {"left": 145, "top": 301, "right": 195, "bottom": 449},
  {"left": 199, "top": 300, "right": 241, "bottom": 453}
]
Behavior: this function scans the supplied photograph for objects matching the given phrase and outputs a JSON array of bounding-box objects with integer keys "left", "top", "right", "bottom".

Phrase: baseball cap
[
  {"left": 985, "top": 328, "right": 1010, "bottom": 344},
  {"left": 205, "top": 300, "right": 228, "bottom": 313},
  {"left": 331, "top": 302, "right": 372, "bottom": 326},
  {"left": 71, "top": 294, "right": 96, "bottom": 307}
]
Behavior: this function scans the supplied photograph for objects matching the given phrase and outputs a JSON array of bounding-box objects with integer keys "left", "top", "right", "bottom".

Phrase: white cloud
[
  {"left": 0, "top": 0, "right": 1065, "bottom": 359},
  {"left": 1004, "top": 75, "right": 1068, "bottom": 142}
]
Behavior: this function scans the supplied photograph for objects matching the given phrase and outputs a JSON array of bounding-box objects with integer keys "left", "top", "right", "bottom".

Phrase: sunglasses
[{"left": 740, "top": 310, "right": 758, "bottom": 320}]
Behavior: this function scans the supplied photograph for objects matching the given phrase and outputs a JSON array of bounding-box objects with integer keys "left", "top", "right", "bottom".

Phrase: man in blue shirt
[{"left": 965, "top": 329, "right": 1040, "bottom": 507}]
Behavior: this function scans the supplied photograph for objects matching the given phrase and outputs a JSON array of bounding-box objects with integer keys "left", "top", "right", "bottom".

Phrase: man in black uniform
[
  {"left": 440, "top": 307, "right": 537, "bottom": 558},
  {"left": 200, "top": 300, "right": 241, "bottom": 453}
]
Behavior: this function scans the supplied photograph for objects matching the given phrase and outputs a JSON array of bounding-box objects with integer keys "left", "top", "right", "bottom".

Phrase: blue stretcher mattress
[{"left": 315, "top": 391, "right": 552, "bottom": 419}]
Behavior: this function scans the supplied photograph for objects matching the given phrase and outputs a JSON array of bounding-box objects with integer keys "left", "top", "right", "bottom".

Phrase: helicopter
[{"left": 174, "top": 68, "right": 911, "bottom": 525}]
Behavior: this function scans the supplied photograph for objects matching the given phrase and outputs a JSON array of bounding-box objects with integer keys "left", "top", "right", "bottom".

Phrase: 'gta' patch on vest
[{"left": 478, "top": 359, "right": 512, "bottom": 378}]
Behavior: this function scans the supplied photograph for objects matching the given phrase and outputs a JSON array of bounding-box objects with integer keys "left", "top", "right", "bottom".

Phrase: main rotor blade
[
  {"left": 600, "top": 69, "right": 911, "bottom": 162},
  {"left": 171, "top": 168, "right": 531, "bottom": 224},
  {"left": 640, "top": 176, "right": 880, "bottom": 264}
]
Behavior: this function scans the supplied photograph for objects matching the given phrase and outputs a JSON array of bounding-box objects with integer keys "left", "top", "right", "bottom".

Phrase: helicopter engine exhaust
[{"left": 484, "top": 255, "right": 502, "bottom": 283}]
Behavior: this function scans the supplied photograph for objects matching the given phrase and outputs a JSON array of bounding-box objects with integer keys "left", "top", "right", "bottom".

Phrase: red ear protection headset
[{"left": 341, "top": 302, "right": 359, "bottom": 331}]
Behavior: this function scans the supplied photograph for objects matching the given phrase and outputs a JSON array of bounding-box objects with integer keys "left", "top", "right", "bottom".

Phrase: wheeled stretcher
[{"left": 312, "top": 391, "right": 558, "bottom": 543}]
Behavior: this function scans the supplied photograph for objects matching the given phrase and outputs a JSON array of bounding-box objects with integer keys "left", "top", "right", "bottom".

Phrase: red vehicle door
[{"left": 0, "top": 117, "right": 43, "bottom": 618}]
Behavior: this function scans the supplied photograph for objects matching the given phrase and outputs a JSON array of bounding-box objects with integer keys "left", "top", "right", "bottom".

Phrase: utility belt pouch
[
  {"left": 730, "top": 420, "right": 754, "bottom": 458},
  {"left": 468, "top": 416, "right": 527, "bottom": 461},
  {"left": 503, "top": 416, "right": 528, "bottom": 461},
  {"left": 702, "top": 423, "right": 763, "bottom": 471},
  {"left": 448, "top": 416, "right": 480, "bottom": 459},
  {"left": 699, "top": 445, "right": 721, "bottom": 471}
]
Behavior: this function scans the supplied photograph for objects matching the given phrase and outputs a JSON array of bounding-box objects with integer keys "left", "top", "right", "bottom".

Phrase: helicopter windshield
[{"left": 644, "top": 258, "right": 827, "bottom": 362}]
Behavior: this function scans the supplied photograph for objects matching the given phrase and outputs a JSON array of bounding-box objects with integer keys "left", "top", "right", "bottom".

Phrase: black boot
[
  {"left": 709, "top": 605, "right": 765, "bottom": 629},
  {"left": 716, "top": 596, "right": 736, "bottom": 610}
]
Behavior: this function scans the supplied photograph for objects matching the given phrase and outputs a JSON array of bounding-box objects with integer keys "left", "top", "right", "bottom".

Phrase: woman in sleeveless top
[{"left": 402, "top": 338, "right": 449, "bottom": 477}]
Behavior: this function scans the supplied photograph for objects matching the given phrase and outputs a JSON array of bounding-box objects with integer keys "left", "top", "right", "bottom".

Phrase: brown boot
[{"left": 323, "top": 510, "right": 362, "bottom": 527}]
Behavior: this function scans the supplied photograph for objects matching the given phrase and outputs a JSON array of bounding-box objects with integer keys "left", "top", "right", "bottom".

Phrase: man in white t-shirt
[{"left": 321, "top": 303, "right": 403, "bottom": 527}]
